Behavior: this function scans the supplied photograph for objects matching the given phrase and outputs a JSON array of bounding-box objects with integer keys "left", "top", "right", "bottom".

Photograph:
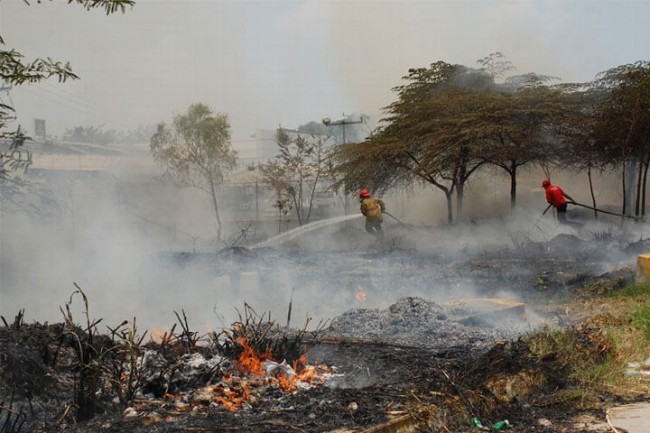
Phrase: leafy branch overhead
[
  {"left": 1, "top": 0, "right": 136, "bottom": 209},
  {"left": 21, "top": 0, "right": 135, "bottom": 15}
]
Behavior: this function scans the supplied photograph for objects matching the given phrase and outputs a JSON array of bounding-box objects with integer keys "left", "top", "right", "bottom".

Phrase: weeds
[
  {"left": 104, "top": 319, "right": 147, "bottom": 403},
  {"left": 603, "top": 280, "right": 650, "bottom": 340},
  {"left": 631, "top": 305, "right": 650, "bottom": 340},
  {"left": 522, "top": 324, "right": 621, "bottom": 404},
  {"left": 59, "top": 284, "right": 107, "bottom": 421},
  {"left": 524, "top": 275, "right": 650, "bottom": 402},
  {"left": 211, "top": 302, "right": 326, "bottom": 364},
  {"left": 612, "top": 280, "right": 650, "bottom": 298}
]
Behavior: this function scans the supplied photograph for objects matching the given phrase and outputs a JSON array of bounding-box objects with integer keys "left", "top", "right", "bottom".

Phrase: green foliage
[
  {"left": 332, "top": 54, "right": 650, "bottom": 224},
  {"left": 1, "top": 0, "right": 135, "bottom": 201},
  {"left": 150, "top": 103, "right": 237, "bottom": 240},
  {"left": 524, "top": 325, "right": 621, "bottom": 401},
  {"left": 589, "top": 61, "right": 650, "bottom": 217},
  {"left": 610, "top": 280, "right": 650, "bottom": 298},
  {"left": 614, "top": 281, "right": 650, "bottom": 339},
  {"left": 257, "top": 126, "right": 334, "bottom": 226},
  {"left": 63, "top": 124, "right": 116, "bottom": 145},
  {"left": 0, "top": 45, "right": 79, "bottom": 87},
  {"left": 22, "top": 0, "right": 135, "bottom": 15},
  {"left": 60, "top": 124, "right": 155, "bottom": 145}
]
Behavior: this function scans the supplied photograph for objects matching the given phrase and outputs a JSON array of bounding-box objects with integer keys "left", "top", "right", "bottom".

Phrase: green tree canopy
[
  {"left": 590, "top": 61, "right": 650, "bottom": 216},
  {"left": 333, "top": 61, "right": 491, "bottom": 223},
  {"left": 150, "top": 103, "right": 237, "bottom": 241}
]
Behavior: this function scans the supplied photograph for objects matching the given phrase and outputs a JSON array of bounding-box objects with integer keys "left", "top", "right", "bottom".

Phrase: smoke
[
  {"left": 2, "top": 1, "right": 649, "bottom": 140},
  {"left": 2, "top": 136, "right": 646, "bottom": 340}
]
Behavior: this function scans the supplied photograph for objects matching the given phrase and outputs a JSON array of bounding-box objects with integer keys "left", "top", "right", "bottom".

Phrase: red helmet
[
  {"left": 359, "top": 189, "right": 370, "bottom": 198},
  {"left": 541, "top": 179, "right": 551, "bottom": 188}
]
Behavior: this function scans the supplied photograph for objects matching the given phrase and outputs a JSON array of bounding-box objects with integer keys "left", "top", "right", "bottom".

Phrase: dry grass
[{"left": 525, "top": 279, "right": 650, "bottom": 403}]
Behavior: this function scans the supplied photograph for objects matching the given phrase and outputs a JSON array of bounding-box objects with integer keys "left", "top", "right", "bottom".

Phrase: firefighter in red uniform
[
  {"left": 542, "top": 179, "right": 576, "bottom": 225},
  {"left": 359, "top": 189, "right": 386, "bottom": 239}
]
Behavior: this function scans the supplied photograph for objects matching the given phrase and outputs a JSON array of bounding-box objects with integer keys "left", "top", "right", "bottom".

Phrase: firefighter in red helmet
[
  {"left": 541, "top": 179, "right": 577, "bottom": 225},
  {"left": 359, "top": 189, "right": 386, "bottom": 239}
]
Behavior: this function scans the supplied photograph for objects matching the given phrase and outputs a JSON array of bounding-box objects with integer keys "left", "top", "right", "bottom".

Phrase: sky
[{"left": 1, "top": 0, "right": 650, "bottom": 141}]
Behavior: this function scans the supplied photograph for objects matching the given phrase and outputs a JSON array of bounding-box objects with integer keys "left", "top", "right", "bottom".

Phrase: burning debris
[
  {"left": 1, "top": 232, "right": 646, "bottom": 432},
  {"left": 0, "top": 291, "right": 563, "bottom": 432},
  {"left": 0, "top": 296, "right": 393, "bottom": 433}
]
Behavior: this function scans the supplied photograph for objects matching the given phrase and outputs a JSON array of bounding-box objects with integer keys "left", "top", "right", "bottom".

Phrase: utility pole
[
  {"left": 321, "top": 114, "right": 365, "bottom": 144},
  {"left": 322, "top": 114, "right": 366, "bottom": 214}
]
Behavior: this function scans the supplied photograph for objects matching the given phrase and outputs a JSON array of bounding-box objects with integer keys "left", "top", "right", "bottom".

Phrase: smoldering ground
[
  {"left": 2, "top": 159, "right": 646, "bottom": 338},
  {"left": 4, "top": 156, "right": 650, "bottom": 433}
]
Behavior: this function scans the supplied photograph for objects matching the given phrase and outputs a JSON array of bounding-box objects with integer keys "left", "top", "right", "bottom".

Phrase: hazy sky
[{"left": 1, "top": 0, "right": 649, "bottom": 140}]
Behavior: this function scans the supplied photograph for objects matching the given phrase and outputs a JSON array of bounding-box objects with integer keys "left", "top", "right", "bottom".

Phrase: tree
[
  {"left": 257, "top": 160, "right": 293, "bottom": 233},
  {"left": 476, "top": 81, "right": 568, "bottom": 210},
  {"left": 590, "top": 61, "right": 650, "bottom": 218},
  {"left": 1, "top": 0, "right": 135, "bottom": 209},
  {"left": 332, "top": 62, "right": 490, "bottom": 223},
  {"left": 150, "top": 103, "right": 237, "bottom": 241},
  {"left": 474, "top": 53, "right": 571, "bottom": 210},
  {"left": 62, "top": 125, "right": 117, "bottom": 145},
  {"left": 476, "top": 51, "right": 515, "bottom": 82},
  {"left": 258, "top": 126, "right": 334, "bottom": 227}
]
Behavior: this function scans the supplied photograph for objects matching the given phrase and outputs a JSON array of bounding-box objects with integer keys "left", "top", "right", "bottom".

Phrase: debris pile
[{"left": 323, "top": 296, "right": 530, "bottom": 353}]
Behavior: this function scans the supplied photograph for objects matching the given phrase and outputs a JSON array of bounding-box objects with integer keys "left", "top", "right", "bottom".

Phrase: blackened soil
[{"left": 1, "top": 232, "right": 647, "bottom": 432}]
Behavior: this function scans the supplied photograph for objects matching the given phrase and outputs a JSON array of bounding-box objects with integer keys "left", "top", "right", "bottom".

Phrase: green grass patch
[
  {"left": 631, "top": 304, "right": 650, "bottom": 340},
  {"left": 609, "top": 280, "right": 650, "bottom": 298}
]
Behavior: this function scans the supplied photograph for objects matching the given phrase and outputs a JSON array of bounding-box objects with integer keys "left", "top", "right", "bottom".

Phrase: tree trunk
[
  {"left": 305, "top": 170, "right": 321, "bottom": 224},
  {"left": 622, "top": 164, "right": 627, "bottom": 217},
  {"left": 642, "top": 158, "right": 649, "bottom": 217},
  {"left": 635, "top": 158, "right": 643, "bottom": 217},
  {"left": 455, "top": 164, "right": 467, "bottom": 220},
  {"left": 445, "top": 190, "right": 453, "bottom": 224},
  {"left": 456, "top": 182, "right": 464, "bottom": 221},
  {"left": 290, "top": 185, "right": 303, "bottom": 226},
  {"left": 509, "top": 162, "right": 517, "bottom": 211},
  {"left": 209, "top": 177, "right": 222, "bottom": 241},
  {"left": 588, "top": 165, "right": 597, "bottom": 220}
]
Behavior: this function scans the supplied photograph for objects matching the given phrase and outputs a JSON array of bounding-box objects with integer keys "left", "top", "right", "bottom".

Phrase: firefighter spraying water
[{"left": 358, "top": 189, "right": 386, "bottom": 239}]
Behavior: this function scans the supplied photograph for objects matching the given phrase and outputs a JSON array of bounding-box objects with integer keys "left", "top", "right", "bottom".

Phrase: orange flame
[
  {"left": 212, "top": 379, "right": 250, "bottom": 412},
  {"left": 210, "top": 338, "right": 330, "bottom": 411},
  {"left": 355, "top": 289, "right": 367, "bottom": 302},
  {"left": 236, "top": 337, "right": 271, "bottom": 376}
]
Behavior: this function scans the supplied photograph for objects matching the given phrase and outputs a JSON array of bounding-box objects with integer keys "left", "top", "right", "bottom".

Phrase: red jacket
[{"left": 545, "top": 185, "right": 566, "bottom": 207}]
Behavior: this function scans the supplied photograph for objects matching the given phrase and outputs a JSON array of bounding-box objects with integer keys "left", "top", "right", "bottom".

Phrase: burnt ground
[{"left": 2, "top": 221, "right": 650, "bottom": 432}]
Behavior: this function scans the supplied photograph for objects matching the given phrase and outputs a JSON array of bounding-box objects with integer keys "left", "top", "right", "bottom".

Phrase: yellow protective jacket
[{"left": 360, "top": 197, "right": 385, "bottom": 221}]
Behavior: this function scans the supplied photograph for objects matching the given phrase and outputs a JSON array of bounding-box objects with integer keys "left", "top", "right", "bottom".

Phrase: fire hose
[
  {"left": 383, "top": 211, "right": 419, "bottom": 231},
  {"left": 535, "top": 204, "right": 553, "bottom": 226},
  {"left": 569, "top": 201, "right": 644, "bottom": 221}
]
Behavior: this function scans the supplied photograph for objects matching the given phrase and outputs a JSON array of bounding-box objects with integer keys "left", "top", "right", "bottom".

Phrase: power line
[
  {"left": 40, "top": 81, "right": 110, "bottom": 112},
  {"left": 19, "top": 85, "right": 91, "bottom": 115}
]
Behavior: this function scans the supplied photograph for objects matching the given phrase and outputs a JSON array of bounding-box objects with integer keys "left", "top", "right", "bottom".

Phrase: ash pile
[{"left": 322, "top": 296, "right": 530, "bottom": 354}]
